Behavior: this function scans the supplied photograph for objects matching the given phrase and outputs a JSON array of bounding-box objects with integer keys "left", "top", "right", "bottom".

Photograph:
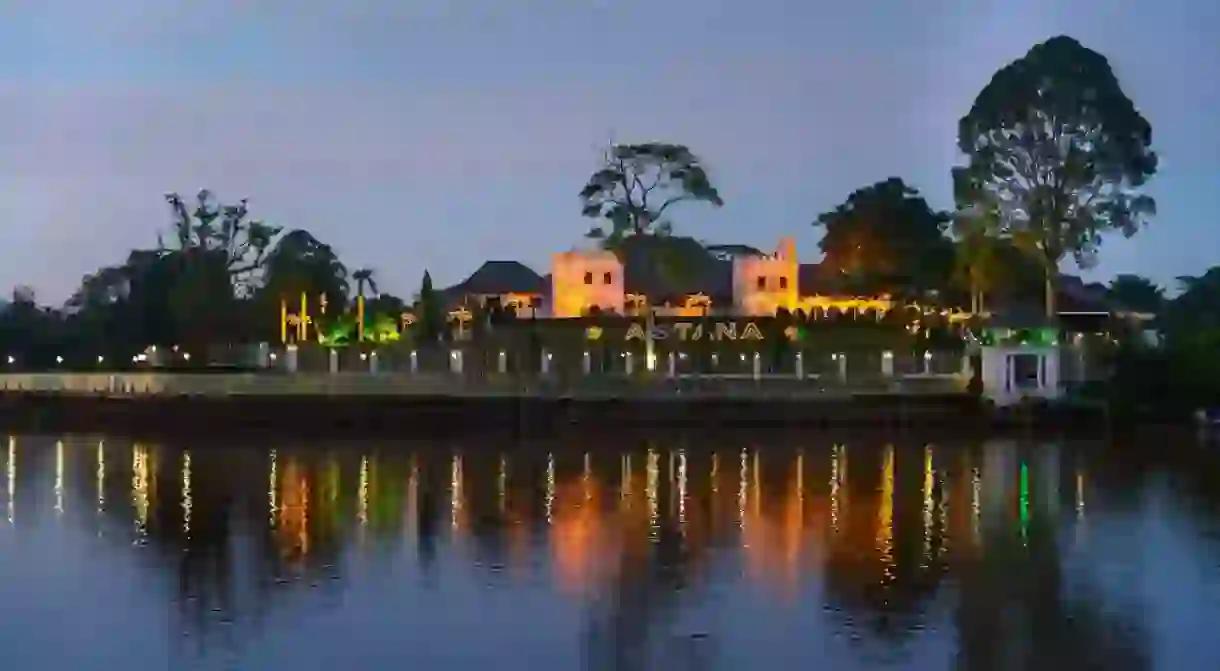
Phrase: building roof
[
  {"left": 446, "top": 261, "right": 546, "bottom": 296},
  {"left": 618, "top": 236, "right": 733, "bottom": 300}
]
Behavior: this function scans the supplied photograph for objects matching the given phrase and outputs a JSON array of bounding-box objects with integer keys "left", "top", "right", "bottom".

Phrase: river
[{"left": 0, "top": 433, "right": 1217, "bottom": 670}]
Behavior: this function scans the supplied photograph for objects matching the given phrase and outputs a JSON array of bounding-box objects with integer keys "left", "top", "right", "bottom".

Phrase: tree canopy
[
  {"left": 813, "top": 178, "right": 953, "bottom": 297},
  {"left": 955, "top": 35, "right": 1158, "bottom": 315}
]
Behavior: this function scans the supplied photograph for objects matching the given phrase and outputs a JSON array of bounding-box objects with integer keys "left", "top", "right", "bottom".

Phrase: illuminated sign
[{"left": 624, "top": 321, "right": 765, "bottom": 342}]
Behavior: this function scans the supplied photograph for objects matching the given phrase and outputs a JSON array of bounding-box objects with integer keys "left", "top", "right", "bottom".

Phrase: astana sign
[{"left": 622, "top": 321, "right": 765, "bottom": 342}]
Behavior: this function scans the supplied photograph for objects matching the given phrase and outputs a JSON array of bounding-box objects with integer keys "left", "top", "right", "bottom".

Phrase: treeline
[{"left": 0, "top": 190, "right": 443, "bottom": 368}]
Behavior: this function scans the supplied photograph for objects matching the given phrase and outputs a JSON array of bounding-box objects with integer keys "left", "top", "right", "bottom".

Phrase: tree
[
  {"left": 813, "top": 177, "right": 953, "bottom": 297},
  {"left": 1106, "top": 274, "right": 1163, "bottom": 315},
  {"left": 162, "top": 190, "right": 281, "bottom": 293},
  {"left": 256, "top": 230, "right": 349, "bottom": 342},
  {"left": 955, "top": 36, "right": 1158, "bottom": 316},
  {"left": 578, "top": 143, "right": 723, "bottom": 291},
  {"left": 951, "top": 206, "right": 1003, "bottom": 314},
  {"left": 415, "top": 270, "right": 444, "bottom": 344},
  {"left": 160, "top": 190, "right": 282, "bottom": 348},
  {"left": 351, "top": 268, "right": 379, "bottom": 344},
  {"left": 579, "top": 142, "right": 723, "bottom": 245}
]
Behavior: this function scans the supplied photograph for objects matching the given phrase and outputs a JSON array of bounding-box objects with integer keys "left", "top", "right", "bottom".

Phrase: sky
[{"left": 0, "top": 0, "right": 1216, "bottom": 303}]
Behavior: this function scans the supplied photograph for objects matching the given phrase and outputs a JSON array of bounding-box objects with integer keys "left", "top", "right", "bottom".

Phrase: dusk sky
[{"left": 1, "top": 1, "right": 1216, "bottom": 303}]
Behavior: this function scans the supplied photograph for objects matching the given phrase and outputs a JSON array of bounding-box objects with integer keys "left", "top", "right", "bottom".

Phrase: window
[
  {"left": 584, "top": 272, "right": 593, "bottom": 285},
  {"left": 603, "top": 271, "right": 613, "bottom": 285},
  {"left": 756, "top": 276, "right": 767, "bottom": 290},
  {"left": 779, "top": 276, "right": 788, "bottom": 290}
]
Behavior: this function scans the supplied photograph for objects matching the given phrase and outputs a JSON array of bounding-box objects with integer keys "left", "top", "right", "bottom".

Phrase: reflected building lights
[
  {"left": 54, "top": 440, "right": 64, "bottom": 515},
  {"left": 922, "top": 445, "right": 933, "bottom": 567},
  {"left": 498, "top": 455, "right": 507, "bottom": 515},
  {"left": 545, "top": 453, "right": 555, "bottom": 525},
  {"left": 1076, "top": 470, "right": 1086, "bottom": 520},
  {"left": 646, "top": 448, "right": 659, "bottom": 540},
  {"left": 677, "top": 450, "right": 688, "bottom": 531},
  {"left": 357, "top": 455, "right": 369, "bottom": 529},
  {"left": 878, "top": 445, "right": 895, "bottom": 586},
  {"left": 937, "top": 463, "right": 948, "bottom": 560},
  {"left": 132, "top": 444, "right": 149, "bottom": 539},
  {"left": 182, "top": 451, "right": 192, "bottom": 538},
  {"left": 738, "top": 449, "right": 748, "bottom": 533},
  {"left": 96, "top": 441, "right": 105, "bottom": 518},
  {"left": 7, "top": 436, "right": 15, "bottom": 525},
  {"left": 268, "top": 449, "right": 279, "bottom": 528},
  {"left": 620, "top": 454, "right": 631, "bottom": 503},
  {"left": 970, "top": 466, "right": 981, "bottom": 546},
  {"left": 830, "top": 445, "right": 840, "bottom": 534},
  {"left": 451, "top": 454, "right": 464, "bottom": 531},
  {"left": 752, "top": 450, "right": 761, "bottom": 518}
]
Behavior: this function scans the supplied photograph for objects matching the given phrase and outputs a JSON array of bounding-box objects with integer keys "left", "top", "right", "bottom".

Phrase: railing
[{"left": 0, "top": 369, "right": 969, "bottom": 399}]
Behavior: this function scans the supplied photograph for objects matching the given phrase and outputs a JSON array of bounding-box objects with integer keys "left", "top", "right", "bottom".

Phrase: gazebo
[{"left": 968, "top": 307, "right": 1062, "bottom": 407}]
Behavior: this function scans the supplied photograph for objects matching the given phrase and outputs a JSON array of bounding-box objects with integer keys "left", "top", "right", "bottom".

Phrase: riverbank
[{"left": 0, "top": 388, "right": 1111, "bottom": 439}]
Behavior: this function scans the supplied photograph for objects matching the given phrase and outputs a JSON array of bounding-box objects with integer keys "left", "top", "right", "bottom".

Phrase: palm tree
[
  {"left": 951, "top": 207, "right": 1002, "bottom": 315},
  {"left": 352, "top": 268, "right": 378, "bottom": 343}
]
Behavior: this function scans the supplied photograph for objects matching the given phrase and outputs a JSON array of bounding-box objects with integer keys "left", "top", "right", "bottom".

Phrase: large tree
[
  {"left": 578, "top": 142, "right": 723, "bottom": 291},
  {"left": 160, "top": 190, "right": 282, "bottom": 347},
  {"left": 813, "top": 177, "right": 953, "bottom": 297},
  {"left": 955, "top": 36, "right": 1158, "bottom": 316}
]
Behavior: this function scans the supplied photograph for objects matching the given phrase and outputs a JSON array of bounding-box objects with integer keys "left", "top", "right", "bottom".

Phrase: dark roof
[
  {"left": 618, "top": 236, "right": 732, "bottom": 300},
  {"left": 706, "top": 243, "right": 764, "bottom": 258},
  {"left": 1057, "top": 276, "right": 1117, "bottom": 314},
  {"left": 447, "top": 261, "right": 546, "bottom": 296}
]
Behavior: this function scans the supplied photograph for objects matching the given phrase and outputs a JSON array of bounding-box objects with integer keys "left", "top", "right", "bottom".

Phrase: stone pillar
[
  {"left": 923, "top": 350, "right": 933, "bottom": 374},
  {"left": 409, "top": 350, "right": 419, "bottom": 374},
  {"left": 625, "top": 352, "right": 634, "bottom": 375},
  {"left": 498, "top": 350, "right": 507, "bottom": 374},
  {"left": 284, "top": 345, "right": 299, "bottom": 373},
  {"left": 752, "top": 352, "right": 761, "bottom": 381},
  {"left": 541, "top": 350, "right": 551, "bottom": 375},
  {"left": 328, "top": 349, "right": 339, "bottom": 374},
  {"left": 450, "top": 349, "right": 463, "bottom": 374},
  {"left": 795, "top": 351, "right": 804, "bottom": 380},
  {"left": 837, "top": 353, "right": 848, "bottom": 384},
  {"left": 256, "top": 342, "right": 271, "bottom": 369},
  {"left": 667, "top": 352, "right": 676, "bottom": 379},
  {"left": 582, "top": 351, "right": 591, "bottom": 375},
  {"left": 881, "top": 351, "right": 894, "bottom": 377},
  {"left": 369, "top": 351, "right": 380, "bottom": 374}
]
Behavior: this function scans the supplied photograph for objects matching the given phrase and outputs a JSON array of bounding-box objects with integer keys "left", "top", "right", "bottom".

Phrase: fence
[{"left": 0, "top": 349, "right": 970, "bottom": 398}]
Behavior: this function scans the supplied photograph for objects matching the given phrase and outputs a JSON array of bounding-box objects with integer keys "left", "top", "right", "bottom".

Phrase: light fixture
[
  {"left": 5, "top": 356, "right": 12, "bottom": 364},
  {"left": 55, "top": 356, "right": 63, "bottom": 364},
  {"left": 360, "top": 353, "right": 368, "bottom": 361},
  {"left": 269, "top": 353, "right": 277, "bottom": 361},
  {"left": 882, "top": 351, "right": 894, "bottom": 359},
  {"left": 97, "top": 355, "right": 104, "bottom": 363},
  {"left": 182, "top": 353, "right": 191, "bottom": 361}
]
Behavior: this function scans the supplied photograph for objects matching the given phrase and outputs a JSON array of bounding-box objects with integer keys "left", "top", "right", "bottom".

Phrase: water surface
[{"left": 1, "top": 434, "right": 1218, "bottom": 670}]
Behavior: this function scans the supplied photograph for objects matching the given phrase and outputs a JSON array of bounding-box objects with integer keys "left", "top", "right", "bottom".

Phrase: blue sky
[{"left": 0, "top": 0, "right": 1216, "bottom": 302}]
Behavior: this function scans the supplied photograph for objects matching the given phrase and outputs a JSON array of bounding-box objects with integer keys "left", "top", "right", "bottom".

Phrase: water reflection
[{"left": 0, "top": 435, "right": 1216, "bottom": 670}]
